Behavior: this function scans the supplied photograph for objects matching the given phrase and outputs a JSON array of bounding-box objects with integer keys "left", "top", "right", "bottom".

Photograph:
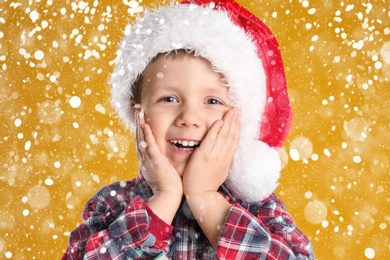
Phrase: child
[{"left": 63, "top": 0, "right": 314, "bottom": 259}]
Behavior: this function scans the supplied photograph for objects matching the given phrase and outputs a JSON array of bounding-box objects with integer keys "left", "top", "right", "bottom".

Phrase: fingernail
[
  {"left": 134, "top": 103, "right": 141, "bottom": 109},
  {"left": 232, "top": 108, "right": 238, "bottom": 117},
  {"left": 139, "top": 109, "right": 144, "bottom": 119},
  {"left": 228, "top": 109, "right": 235, "bottom": 117}
]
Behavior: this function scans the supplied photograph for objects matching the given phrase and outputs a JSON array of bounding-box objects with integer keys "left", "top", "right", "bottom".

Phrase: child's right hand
[
  {"left": 135, "top": 110, "right": 183, "bottom": 199},
  {"left": 135, "top": 110, "right": 183, "bottom": 224}
]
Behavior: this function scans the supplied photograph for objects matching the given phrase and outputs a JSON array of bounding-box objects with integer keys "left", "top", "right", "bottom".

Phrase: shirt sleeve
[
  {"left": 216, "top": 193, "right": 314, "bottom": 260},
  {"left": 62, "top": 192, "right": 174, "bottom": 260}
]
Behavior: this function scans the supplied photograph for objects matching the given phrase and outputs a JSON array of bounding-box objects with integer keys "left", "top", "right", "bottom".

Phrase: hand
[
  {"left": 135, "top": 110, "right": 183, "bottom": 198},
  {"left": 182, "top": 107, "right": 240, "bottom": 196}
]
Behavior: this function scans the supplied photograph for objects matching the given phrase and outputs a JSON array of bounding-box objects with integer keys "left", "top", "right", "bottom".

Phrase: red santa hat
[{"left": 110, "top": 0, "right": 292, "bottom": 202}]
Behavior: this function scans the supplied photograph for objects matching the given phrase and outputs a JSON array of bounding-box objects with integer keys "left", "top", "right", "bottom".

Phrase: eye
[
  {"left": 160, "top": 96, "right": 178, "bottom": 103},
  {"left": 205, "top": 98, "right": 223, "bottom": 105}
]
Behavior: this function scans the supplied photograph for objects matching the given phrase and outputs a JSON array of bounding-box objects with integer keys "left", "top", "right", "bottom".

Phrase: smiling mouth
[{"left": 170, "top": 140, "right": 200, "bottom": 150}]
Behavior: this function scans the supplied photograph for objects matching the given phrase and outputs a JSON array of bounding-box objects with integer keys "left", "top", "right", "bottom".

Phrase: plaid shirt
[{"left": 62, "top": 175, "right": 314, "bottom": 259}]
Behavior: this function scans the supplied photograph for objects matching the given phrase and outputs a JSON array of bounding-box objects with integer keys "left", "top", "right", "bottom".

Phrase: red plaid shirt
[{"left": 62, "top": 175, "right": 314, "bottom": 259}]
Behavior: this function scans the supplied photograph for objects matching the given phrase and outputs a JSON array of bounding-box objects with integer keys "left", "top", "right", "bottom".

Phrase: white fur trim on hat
[
  {"left": 110, "top": 3, "right": 281, "bottom": 202},
  {"left": 226, "top": 139, "right": 281, "bottom": 201}
]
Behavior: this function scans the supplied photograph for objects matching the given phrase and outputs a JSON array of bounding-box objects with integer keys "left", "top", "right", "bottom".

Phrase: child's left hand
[{"left": 183, "top": 107, "right": 240, "bottom": 196}]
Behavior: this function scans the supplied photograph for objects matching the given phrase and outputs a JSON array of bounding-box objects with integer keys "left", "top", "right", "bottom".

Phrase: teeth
[{"left": 171, "top": 140, "right": 199, "bottom": 147}]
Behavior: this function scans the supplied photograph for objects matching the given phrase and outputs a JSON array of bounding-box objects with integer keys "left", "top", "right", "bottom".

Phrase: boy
[{"left": 63, "top": 0, "right": 314, "bottom": 259}]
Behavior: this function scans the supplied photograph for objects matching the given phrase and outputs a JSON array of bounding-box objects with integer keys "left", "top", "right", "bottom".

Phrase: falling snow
[
  {"left": 0, "top": 0, "right": 389, "bottom": 259},
  {"left": 69, "top": 96, "right": 81, "bottom": 108},
  {"left": 156, "top": 72, "right": 165, "bottom": 79}
]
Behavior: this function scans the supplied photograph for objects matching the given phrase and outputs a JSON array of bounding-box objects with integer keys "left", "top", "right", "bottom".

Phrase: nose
[{"left": 175, "top": 104, "right": 202, "bottom": 127}]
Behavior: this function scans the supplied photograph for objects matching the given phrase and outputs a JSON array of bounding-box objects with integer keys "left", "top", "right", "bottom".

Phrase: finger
[
  {"left": 138, "top": 110, "right": 146, "bottom": 142},
  {"left": 226, "top": 108, "right": 240, "bottom": 149},
  {"left": 198, "top": 119, "right": 224, "bottom": 153},
  {"left": 142, "top": 123, "right": 161, "bottom": 160},
  {"left": 136, "top": 109, "right": 152, "bottom": 162},
  {"left": 223, "top": 109, "right": 240, "bottom": 160},
  {"left": 135, "top": 110, "right": 146, "bottom": 161},
  {"left": 136, "top": 110, "right": 168, "bottom": 167},
  {"left": 211, "top": 108, "right": 238, "bottom": 154},
  {"left": 135, "top": 110, "right": 145, "bottom": 140}
]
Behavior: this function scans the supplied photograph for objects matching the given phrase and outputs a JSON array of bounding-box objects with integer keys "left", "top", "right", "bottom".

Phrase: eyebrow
[{"left": 202, "top": 85, "right": 230, "bottom": 95}]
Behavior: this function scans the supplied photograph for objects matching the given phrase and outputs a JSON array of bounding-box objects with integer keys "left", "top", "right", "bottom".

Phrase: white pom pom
[{"left": 226, "top": 140, "right": 281, "bottom": 202}]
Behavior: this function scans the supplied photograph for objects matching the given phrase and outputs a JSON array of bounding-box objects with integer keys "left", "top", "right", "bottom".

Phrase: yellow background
[{"left": 1, "top": 0, "right": 389, "bottom": 259}]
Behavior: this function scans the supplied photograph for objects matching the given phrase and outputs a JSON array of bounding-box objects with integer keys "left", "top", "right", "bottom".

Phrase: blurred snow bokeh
[{"left": 0, "top": 0, "right": 388, "bottom": 259}]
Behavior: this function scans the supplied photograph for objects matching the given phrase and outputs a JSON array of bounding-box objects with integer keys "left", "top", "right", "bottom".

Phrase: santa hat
[{"left": 110, "top": 0, "right": 292, "bottom": 202}]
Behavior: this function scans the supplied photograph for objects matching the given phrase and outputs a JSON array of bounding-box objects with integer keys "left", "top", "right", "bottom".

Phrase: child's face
[{"left": 139, "top": 54, "right": 232, "bottom": 176}]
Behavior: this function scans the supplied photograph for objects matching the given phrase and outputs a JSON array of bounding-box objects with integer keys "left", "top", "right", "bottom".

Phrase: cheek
[
  {"left": 144, "top": 111, "right": 170, "bottom": 136},
  {"left": 208, "top": 109, "right": 228, "bottom": 123},
  {"left": 141, "top": 106, "right": 156, "bottom": 123},
  {"left": 143, "top": 109, "right": 161, "bottom": 124}
]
